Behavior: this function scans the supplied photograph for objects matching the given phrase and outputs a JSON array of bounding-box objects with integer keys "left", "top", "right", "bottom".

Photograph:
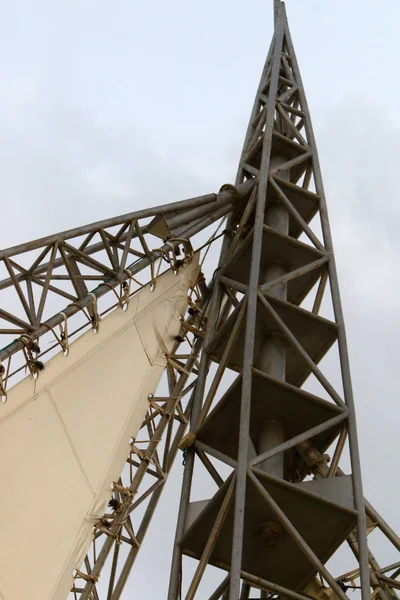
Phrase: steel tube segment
[
  {"left": 194, "top": 441, "right": 237, "bottom": 469},
  {"left": 327, "top": 425, "right": 347, "bottom": 477},
  {"left": 168, "top": 448, "right": 196, "bottom": 594},
  {"left": 274, "top": 0, "right": 280, "bottom": 22},
  {"left": 268, "top": 176, "right": 325, "bottom": 251},
  {"left": 346, "top": 532, "right": 397, "bottom": 600},
  {"left": 377, "top": 575, "right": 400, "bottom": 592},
  {"left": 240, "top": 570, "right": 314, "bottom": 600},
  {"left": 258, "top": 293, "right": 345, "bottom": 409},
  {"left": 250, "top": 412, "right": 348, "bottom": 468},
  {"left": 199, "top": 299, "right": 247, "bottom": 424},
  {"left": 196, "top": 449, "right": 224, "bottom": 488},
  {"left": 258, "top": 418, "right": 285, "bottom": 477},
  {"left": 218, "top": 275, "right": 248, "bottom": 294},
  {"left": 259, "top": 256, "right": 329, "bottom": 294},
  {"left": 364, "top": 500, "right": 400, "bottom": 552},
  {"left": 208, "top": 576, "right": 230, "bottom": 600},
  {"left": 235, "top": 42, "right": 274, "bottom": 186},
  {"left": 239, "top": 582, "right": 251, "bottom": 598},
  {"left": 179, "top": 204, "right": 231, "bottom": 240},
  {"left": 257, "top": 206, "right": 298, "bottom": 474},
  {"left": 378, "top": 561, "right": 400, "bottom": 575},
  {"left": 254, "top": 63, "right": 291, "bottom": 480},
  {"left": 229, "top": 11, "right": 285, "bottom": 598},
  {"left": 167, "top": 180, "right": 254, "bottom": 232},
  {"left": 282, "top": 7, "right": 370, "bottom": 597}
]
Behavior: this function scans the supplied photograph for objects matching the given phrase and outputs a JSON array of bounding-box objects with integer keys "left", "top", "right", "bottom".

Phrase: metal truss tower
[
  {"left": 0, "top": 2, "right": 398, "bottom": 599},
  {"left": 166, "top": 3, "right": 400, "bottom": 600}
]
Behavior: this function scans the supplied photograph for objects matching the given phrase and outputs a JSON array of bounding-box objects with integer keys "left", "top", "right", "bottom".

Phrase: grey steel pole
[
  {"left": 256, "top": 154, "right": 289, "bottom": 478},
  {"left": 229, "top": 10, "right": 285, "bottom": 598},
  {"left": 274, "top": 0, "right": 281, "bottom": 23}
]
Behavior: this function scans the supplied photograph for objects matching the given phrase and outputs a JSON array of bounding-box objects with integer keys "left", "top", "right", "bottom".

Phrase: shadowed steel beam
[
  {"left": 209, "top": 576, "right": 230, "bottom": 600},
  {"left": 240, "top": 582, "right": 250, "bottom": 598}
]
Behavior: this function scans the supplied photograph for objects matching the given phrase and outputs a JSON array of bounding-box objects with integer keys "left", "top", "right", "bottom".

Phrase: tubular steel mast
[
  {"left": 0, "top": 2, "right": 398, "bottom": 599},
  {"left": 167, "top": 2, "right": 400, "bottom": 600}
]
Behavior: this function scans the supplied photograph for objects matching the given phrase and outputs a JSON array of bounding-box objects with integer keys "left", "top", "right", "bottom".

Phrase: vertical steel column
[
  {"left": 164, "top": 2, "right": 396, "bottom": 599},
  {"left": 258, "top": 418, "right": 285, "bottom": 477},
  {"left": 235, "top": 45, "right": 274, "bottom": 187},
  {"left": 274, "top": 0, "right": 280, "bottom": 22},
  {"left": 256, "top": 155, "right": 290, "bottom": 478},
  {"left": 228, "top": 10, "right": 285, "bottom": 598}
]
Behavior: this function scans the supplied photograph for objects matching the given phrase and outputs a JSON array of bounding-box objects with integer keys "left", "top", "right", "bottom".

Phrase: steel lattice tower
[
  {"left": 166, "top": 3, "right": 400, "bottom": 599},
  {"left": 0, "top": 2, "right": 399, "bottom": 599}
]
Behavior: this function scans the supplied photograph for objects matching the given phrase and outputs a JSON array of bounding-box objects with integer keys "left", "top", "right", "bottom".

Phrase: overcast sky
[{"left": 1, "top": 0, "right": 399, "bottom": 597}]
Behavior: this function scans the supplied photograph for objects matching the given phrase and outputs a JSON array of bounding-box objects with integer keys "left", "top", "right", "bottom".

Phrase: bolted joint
[
  {"left": 178, "top": 432, "right": 196, "bottom": 452},
  {"left": 296, "top": 440, "right": 330, "bottom": 476},
  {"left": 112, "top": 482, "right": 133, "bottom": 497},
  {"left": 18, "top": 334, "right": 41, "bottom": 354},
  {"left": 179, "top": 432, "right": 196, "bottom": 466},
  {"left": 219, "top": 183, "right": 239, "bottom": 202},
  {"left": 74, "top": 570, "right": 99, "bottom": 584}
]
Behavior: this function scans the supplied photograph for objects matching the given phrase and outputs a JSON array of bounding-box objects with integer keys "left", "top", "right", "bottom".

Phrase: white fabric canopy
[{"left": 0, "top": 258, "right": 199, "bottom": 599}]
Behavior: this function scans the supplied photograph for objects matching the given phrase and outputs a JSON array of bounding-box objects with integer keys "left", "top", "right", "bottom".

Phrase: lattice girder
[
  {"left": 0, "top": 182, "right": 252, "bottom": 395},
  {"left": 167, "top": 3, "right": 399, "bottom": 600}
]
